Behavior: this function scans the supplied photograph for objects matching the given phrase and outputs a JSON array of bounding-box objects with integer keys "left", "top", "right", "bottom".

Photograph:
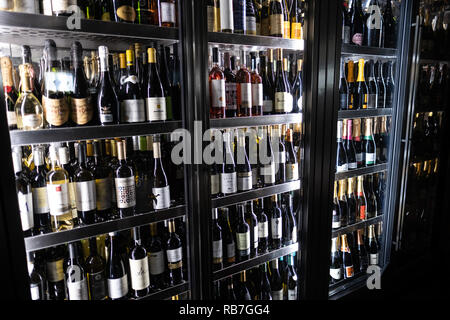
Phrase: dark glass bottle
[
  {"left": 364, "top": 0, "right": 383, "bottom": 47},
  {"left": 236, "top": 52, "right": 252, "bottom": 117},
  {"left": 46, "top": 245, "right": 66, "bottom": 300},
  {"left": 351, "top": 0, "right": 364, "bottom": 46},
  {"left": 236, "top": 204, "right": 251, "bottom": 261},
  {"left": 255, "top": 198, "right": 269, "bottom": 254},
  {"left": 129, "top": 227, "right": 150, "bottom": 298},
  {"left": 236, "top": 271, "right": 252, "bottom": 300},
  {"left": 285, "top": 254, "right": 298, "bottom": 300},
  {"left": 97, "top": 46, "right": 119, "bottom": 124},
  {"left": 367, "top": 60, "right": 379, "bottom": 109},
  {"left": 114, "top": 140, "right": 136, "bottom": 217},
  {"left": 250, "top": 52, "right": 263, "bottom": 116},
  {"left": 31, "top": 146, "right": 50, "bottom": 234},
  {"left": 356, "top": 229, "right": 369, "bottom": 273},
  {"left": 221, "top": 207, "right": 236, "bottom": 266},
  {"left": 245, "top": 201, "right": 259, "bottom": 258},
  {"left": 146, "top": 223, "right": 166, "bottom": 289},
  {"left": 152, "top": 136, "right": 171, "bottom": 210},
  {"left": 329, "top": 237, "right": 342, "bottom": 284},
  {"left": 344, "top": 119, "right": 357, "bottom": 170},
  {"left": 332, "top": 181, "right": 342, "bottom": 229},
  {"left": 274, "top": 48, "right": 293, "bottom": 114},
  {"left": 260, "top": 263, "right": 273, "bottom": 300},
  {"left": 347, "top": 177, "right": 357, "bottom": 225},
  {"left": 340, "top": 234, "right": 354, "bottom": 279},
  {"left": 270, "top": 259, "right": 284, "bottom": 300},
  {"left": 85, "top": 237, "right": 107, "bottom": 300},
  {"left": 363, "top": 118, "right": 376, "bottom": 167},
  {"left": 146, "top": 47, "right": 167, "bottom": 121},
  {"left": 92, "top": 141, "right": 113, "bottom": 221},
  {"left": 212, "top": 208, "right": 223, "bottom": 271},
  {"left": 354, "top": 59, "right": 368, "bottom": 109},
  {"left": 336, "top": 120, "right": 349, "bottom": 173},
  {"left": 375, "top": 60, "right": 386, "bottom": 108},
  {"left": 1, "top": 56, "right": 18, "bottom": 130},
  {"left": 106, "top": 232, "right": 129, "bottom": 300},
  {"left": 65, "top": 241, "right": 89, "bottom": 300},
  {"left": 339, "top": 60, "right": 349, "bottom": 110},
  {"left": 159, "top": 45, "right": 173, "bottom": 120},
  {"left": 270, "top": 195, "right": 282, "bottom": 249},
  {"left": 383, "top": 0, "right": 397, "bottom": 48},
  {"left": 27, "top": 251, "right": 46, "bottom": 300},
  {"left": 223, "top": 52, "right": 237, "bottom": 118},
  {"left": 166, "top": 219, "right": 183, "bottom": 284},
  {"left": 384, "top": 61, "right": 395, "bottom": 109}
]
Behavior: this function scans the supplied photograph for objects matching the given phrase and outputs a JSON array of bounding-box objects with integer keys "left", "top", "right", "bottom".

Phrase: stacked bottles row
[
  {"left": 330, "top": 223, "right": 381, "bottom": 285},
  {"left": 332, "top": 172, "right": 386, "bottom": 231},
  {"left": 212, "top": 193, "right": 298, "bottom": 269},
  {"left": 27, "top": 219, "right": 186, "bottom": 300},
  {"left": 420, "top": 0, "right": 450, "bottom": 60},
  {"left": 336, "top": 116, "right": 390, "bottom": 173},
  {"left": 339, "top": 58, "right": 395, "bottom": 111},
  {"left": 207, "top": 0, "right": 305, "bottom": 39},
  {"left": 341, "top": 0, "right": 398, "bottom": 48},
  {"left": 0, "top": 0, "right": 178, "bottom": 27},
  {"left": 1, "top": 40, "right": 181, "bottom": 131},
  {"left": 13, "top": 135, "right": 183, "bottom": 236},
  {"left": 213, "top": 254, "right": 298, "bottom": 300},
  {"left": 411, "top": 111, "right": 445, "bottom": 162},
  {"left": 210, "top": 125, "right": 301, "bottom": 197},
  {"left": 209, "top": 47, "right": 302, "bottom": 118},
  {"left": 416, "top": 63, "right": 449, "bottom": 112}
]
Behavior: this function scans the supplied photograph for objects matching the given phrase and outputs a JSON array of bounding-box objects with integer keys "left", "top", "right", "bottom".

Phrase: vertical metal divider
[{"left": 300, "top": 0, "right": 340, "bottom": 299}]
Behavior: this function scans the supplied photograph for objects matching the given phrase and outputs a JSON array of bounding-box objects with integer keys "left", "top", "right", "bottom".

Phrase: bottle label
[
  {"left": 292, "top": 226, "right": 297, "bottom": 243},
  {"left": 120, "top": 99, "right": 146, "bottom": 123},
  {"left": 47, "top": 183, "right": 70, "bottom": 216},
  {"left": 211, "top": 173, "right": 220, "bottom": 194},
  {"left": 246, "top": 16, "right": 256, "bottom": 35},
  {"left": 30, "top": 284, "right": 41, "bottom": 300},
  {"left": 271, "top": 217, "right": 282, "bottom": 239},
  {"left": 288, "top": 289, "right": 297, "bottom": 300},
  {"left": 251, "top": 83, "right": 263, "bottom": 107},
  {"left": 99, "top": 112, "right": 114, "bottom": 124},
  {"left": 46, "top": 259, "right": 64, "bottom": 282},
  {"left": 270, "top": 14, "right": 283, "bottom": 35},
  {"left": 13, "top": 0, "right": 38, "bottom": 13},
  {"left": 258, "top": 221, "right": 269, "bottom": 238},
  {"left": 18, "top": 191, "right": 33, "bottom": 231},
  {"left": 220, "top": 172, "right": 237, "bottom": 194},
  {"left": 226, "top": 242, "right": 235, "bottom": 259},
  {"left": 167, "top": 247, "right": 183, "bottom": 267},
  {"left": 343, "top": 26, "right": 350, "bottom": 43},
  {"left": 161, "top": 2, "right": 176, "bottom": 24},
  {"left": 225, "top": 82, "right": 237, "bottom": 110},
  {"left": 32, "top": 187, "right": 49, "bottom": 214},
  {"left": 356, "top": 152, "right": 363, "bottom": 163},
  {"left": 107, "top": 275, "right": 128, "bottom": 299},
  {"left": 263, "top": 99, "right": 273, "bottom": 113},
  {"left": 291, "top": 22, "right": 302, "bottom": 39},
  {"left": 129, "top": 257, "right": 150, "bottom": 290},
  {"left": 75, "top": 180, "right": 96, "bottom": 212},
  {"left": 345, "top": 265, "right": 354, "bottom": 278},
  {"left": 272, "top": 289, "right": 284, "bottom": 300},
  {"left": 152, "top": 185, "right": 171, "bottom": 210},
  {"left": 117, "top": 5, "right": 136, "bottom": 22},
  {"left": 352, "top": 33, "right": 363, "bottom": 46},
  {"left": 279, "top": 151, "right": 286, "bottom": 164},
  {"left": 365, "top": 152, "right": 376, "bottom": 165},
  {"left": 253, "top": 225, "right": 259, "bottom": 248},
  {"left": 368, "top": 93, "right": 377, "bottom": 109},
  {"left": 236, "top": 231, "right": 250, "bottom": 253},
  {"left": 251, "top": 167, "right": 258, "bottom": 186},
  {"left": 7, "top": 110, "right": 17, "bottom": 126},
  {"left": 284, "top": 21, "right": 290, "bottom": 39},
  {"left": 261, "top": 163, "right": 276, "bottom": 184},
  {"left": 366, "top": 5, "right": 382, "bottom": 30},
  {"left": 237, "top": 171, "right": 252, "bottom": 191},
  {"left": 239, "top": 83, "right": 252, "bottom": 109},
  {"left": 212, "top": 239, "right": 223, "bottom": 260},
  {"left": 148, "top": 250, "right": 165, "bottom": 275},
  {"left": 330, "top": 267, "right": 342, "bottom": 280},
  {"left": 51, "top": 0, "right": 69, "bottom": 13},
  {"left": 95, "top": 178, "right": 112, "bottom": 211},
  {"left": 211, "top": 79, "right": 226, "bottom": 109},
  {"left": 146, "top": 97, "right": 167, "bottom": 121},
  {"left": 332, "top": 211, "right": 341, "bottom": 228},
  {"left": 336, "top": 163, "right": 348, "bottom": 173},
  {"left": 348, "top": 162, "right": 358, "bottom": 170},
  {"left": 67, "top": 271, "right": 88, "bottom": 300},
  {"left": 219, "top": 0, "right": 233, "bottom": 31},
  {"left": 286, "top": 163, "right": 299, "bottom": 181},
  {"left": 370, "top": 253, "right": 379, "bottom": 265},
  {"left": 359, "top": 204, "right": 366, "bottom": 220},
  {"left": 22, "top": 114, "right": 42, "bottom": 129},
  {"left": 42, "top": 96, "right": 69, "bottom": 126},
  {"left": 115, "top": 177, "right": 136, "bottom": 208},
  {"left": 339, "top": 93, "right": 348, "bottom": 110},
  {"left": 70, "top": 97, "right": 93, "bottom": 125},
  {"left": 274, "top": 92, "right": 293, "bottom": 113}
]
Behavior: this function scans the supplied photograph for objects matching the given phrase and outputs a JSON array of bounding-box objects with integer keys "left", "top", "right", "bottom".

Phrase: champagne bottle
[
  {"left": 346, "top": 177, "right": 357, "bottom": 225},
  {"left": 340, "top": 234, "right": 354, "bottom": 279},
  {"left": 336, "top": 120, "right": 348, "bottom": 173},
  {"left": 384, "top": 61, "right": 395, "bottom": 109},
  {"left": 355, "top": 59, "right": 368, "bottom": 109},
  {"left": 332, "top": 181, "right": 341, "bottom": 229},
  {"left": 367, "top": 60, "right": 378, "bottom": 109},
  {"left": 338, "top": 179, "right": 349, "bottom": 227},
  {"left": 356, "top": 229, "right": 369, "bottom": 273},
  {"left": 363, "top": 118, "right": 376, "bottom": 166},
  {"left": 344, "top": 119, "right": 357, "bottom": 170},
  {"left": 375, "top": 60, "right": 386, "bottom": 109},
  {"left": 368, "top": 224, "right": 379, "bottom": 265},
  {"left": 329, "top": 237, "right": 342, "bottom": 284},
  {"left": 356, "top": 175, "right": 367, "bottom": 222},
  {"left": 347, "top": 60, "right": 355, "bottom": 110},
  {"left": 339, "top": 60, "right": 349, "bottom": 110},
  {"left": 353, "top": 118, "right": 363, "bottom": 167}
]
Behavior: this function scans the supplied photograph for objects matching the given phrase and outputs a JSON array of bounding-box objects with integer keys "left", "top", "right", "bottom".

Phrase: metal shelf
[
  {"left": 341, "top": 44, "right": 398, "bottom": 59},
  {"left": 210, "top": 113, "right": 302, "bottom": 129},
  {"left": 9, "top": 121, "right": 182, "bottom": 146},
  {"left": 208, "top": 32, "right": 304, "bottom": 51},
  {"left": 24, "top": 205, "right": 186, "bottom": 252},
  {"left": 331, "top": 215, "right": 384, "bottom": 238},
  {"left": 419, "top": 59, "right": 450, "bottom": 65},
  {"left": 211, "top": 180, "right": 301, "bottom": 208},
  {"left": 213, "top": 243, "right": 299, "bottom": 281},
  {"left": 338, "top": 108, "right": 393, "bottom": 120},
  {"left": 328, "top": 273, "right": 369, "bottom": 299},
  {"left": 335, "top": 163, "right": 387, "bottom": 181},
  {"left": 0, "top": 11, "right": 178, "bottom": 51},
  {"left": 133, "top": 281, "right": 189, "bottom": 300}
]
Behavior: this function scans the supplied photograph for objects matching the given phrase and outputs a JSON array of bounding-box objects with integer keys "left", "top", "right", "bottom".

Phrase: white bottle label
[
  {"left": 220, "top": 0, "right": 233, "bottom": 31},
  {"left": 237, "top": 231, "right": 250, "bottom": 254},
  {"left": 251, "top": 83, "right": 263, "bottom": 107},
  {"left": 107, "top": 275, "right": 128, "bottom": 299},
  {"left": 211, "top": 173, "right": 220, "bottom": 195},
  {"left": 365, "top": 153, "right": 376, "bottom": 165},
  {"left": 237, "top": 172, "right": 252, "bottom": 191},
  {"left": 332, "top": 220, "right": 341, "bottom": 229},
  {"left": 279, "top": 151, "right": 286, "bottom": 164},
  {"left": 330, "top": 268, "right": 342, "bottom": 280},
  {"left": 348, "top": 162, "right": 358, "bottom": 170},
  {"left": 120, "top": 99, "right": 146, "bottom": 123},
  {"left": 7, "top": 110, "right": 17, "bottom": 126},
  {"left": 148, "top": 250, "right": 165, "bottom": 275},
  {"left": 288, "top": 288, "right": 297, "bottom": 300},
  {"left": 22, "top": 114, "right": 41, "bottom": 129},
  {"left": 240, "top": 83, "right": 252, "bottom": 109},
  {"left": 129, "top": 257, "right": 150, "bottom": 290},
  {"left": 100, "top": 113, "right": 114, "bottom": 123},
  {"left": 286, "top": 163, "right": 299, "bottom": 181},
  {"left": 47, "top": 183, "right": 70, "bottom": 216},
  {"left": 32, "top": 187, "right": 49, "bottom": 214},
  {"left": 226, "top": 242, "right": 235, "bottom": 258},
  {"left": 220, "top": 172, "right": 237, "bottom": 194},
  {"left": 95, "top": 178, "right": 112, "bottom": 211},
  {"left": 272, "top": 289, "right": 284, "bottom": 300},
  {"left": 66, "top": 265, "right": 89, "bottom": 300},
  {"left": 258, "top": 221, "right": 269, "bottom": 238},
  {"left": 246, "top": 16, "right": 256, "bottom": 34},
  {"left": 30, "top": 284, "right": 41, "bottom": 300},
  {"left": 152, "top": 185, "right": 171, "bottom": 210},
  {"left": 370, "top": 253, "right": 379, "bottom": 265},
  {"left": 146, "top": 97, "right": 167, "bottom": 121},
  {"left": 75, "top": 180, "right": 96, "bottom": 212},
  {"left": 263, "top": 100, "right": 273, "bottom": 113},
  {"left": 253, "top": 225, "right": 259, "bottom": 248},
  {"left": 356, "top": 153, "right": 363, "bottom": 163},
  {"left": 212, "top": 240, "right": 223, "bottom": 259},
  {"left": 211, "top": 79, "right": 226, "bottom": 108},
  {"left": 46, "top": 259, "right": 64, "bottom": 282},
  {"left": 115, "top": 177, "right": 136, "bottom": 208},
  {"left": 13, "top": 0, "right": 38, "bottom": 13},
  {"left": 336, "top": 163, "right": 348, "bottom": 173},
  {"left": 261, "top": 163, "right": 276, "bottom": 184},
  {"left": 225, "top": 82, "right": 237, "bottom": 110},
  {"left": 167, "top": 247, "right": 182, "bottom": 263},
  {"left": 18, "top": 191, "right": 33, "bottom": 231},
  {"left": 161, "top": 2, "right": 176, "bottom": 24},
  {"left": 274, "top": 92, "right": 293, "bottom": 113},
  {"left": 271, "top": 217, "right": 282, "bottom": 239}
]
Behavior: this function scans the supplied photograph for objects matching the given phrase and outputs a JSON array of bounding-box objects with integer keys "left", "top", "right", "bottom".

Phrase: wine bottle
[
  {"left": 221, "top": 130, "right": 238, "bottom": 194},
  {"left": 233, "top": 0, "right": 246, "bottom": 33},
  {"left": 246, "top": 0, "right": 257, "bottom": 35},
  {"left": 46, "top": 245, "right": 66, "bottom": 300},
  {"left": 97, "top": 46, "right": 119, "bottom": 124},
  {"left": 221, "top": 207, "right": 236, "bottom": 266},
  {"left": 270, "top": 0, "right": 284, "bottom": 37},
  {"left": 65, "top": 242, "right": 89, "bottom": 300},
  {"left": 250, "top": 52, "right": 263, "bottom": 116},
  {"left": 290, "top": 0, "right": 302, "bottom": 39},
  {"left": 12, "top": 147, "right": 34, "bottom": 237},
  {"left": 368, "top": 224, "right": 379, "bottom": 265},
  {"left": 220, "top": 0, "right": 234, "bottom": 32},
  {"left": 152, "top": 135, "right": 171, "bottom": 210},
  {"left": 112, "top": 0, "right": 137, "bottom": 23},
  {"left": 161, "top": 0, "right": 176, "bottom": 27},
  {"left": 329, "top": 237, "right": 342, "bottom": 284},
  {"left": 353, "top": 118, "right": 363, "bottom": 167},
  {"left": 344, "top": 119, "right": 357, "bottom": 170},
  {"left": 379, "top": 116, "right": 388, "bottom": 162},
  {"left": 341, "top": 1, "right": 351, "bottom": 44},
  {"left": 260, "top": 263, "right": 273, "bottom": 300},
  {"left": 31, "top": 146, "right": 50, "bottom": 234},
  {"left": 236, "top": 51, "right": 252, "bottom": 117},
  {"left": 285, "top": 129, "right": 299, "bottom": 181},
  {"left": 221, "top": 53, "right": 237, "bottom": 119},
  {"left": 1, "top": 56, "right": 18, "bottom": 130},
  {"left": 355, "top": 59, "right": 368, "bottom": 109},
  {"left": 286, "top": 254, "right": 297, "bottom": 300},
  {"left": 236, "top": 204, "right": 251, "bottom": 261},
  {"left": 27, "top": 251, "right": 46, "bottom": 300},
  {"left": 91, "top": 141, "right": 113, "bottom": 221},
  {"left": 209, "top": 48, "right": 226, "bottom": 119},
  {"left": 21, "top": 46, "right": 42, "bottom": 103},
  {"left": 236, "top": 271, "right": 252, "bottom": 300},
  {"left": 347, "top": 60, "right": 355, "bottom": 110},
  {"left": 270, "top": 195, "right": 282, "bottom": 249},
  {"left": 235, "top": 131, "right": 253, "bottom": 192},
  {"left": 260, "top": 54, "right": 274, "bottom": 115},
  {"left": 355, "top": 229, "right": 369, "bottom": 273},
  {"left": 212, "top": 208, "right": 223, "bottom": 271},
  {"left": 336, "top": 120, "right": 348, "bottom": 173},
  {"left": 356, "top": 175, "right": 367, "bottom": 222},
  {"left": 332, "top": 181, "right": 341, "bottom": 229},
  {"left": 364, "top": 0, "right": 383, "bottom": 47},
  {"left": 283, "top": 193, "right": 297, "bottom": 245},
  {"left": 365, "top": 174, "right": 378, "bottom": 219},
  {"left": 292, "top": 59, "right": 303, "bottom": 113},
  {"left": 260, "top": 126, "right": 276, "bottom": 186},
  {"left": 363, "top": 118, "right": 376, "bottom": 166},
  {"left": 383, "top": 0, "right": 397, "bottom": 48},
  {"left": 346, "top": 177, "right": 357, "bottom": 225},
  {"left": 338, "top": 179, "right": 349, "bottom": 227},
  {"left": 166, "top": 219, "right": 183, "bottom": 284},
  {"left": 245, "top": 201, "right": 259, "bottom": 257},
  {"left": 85, "top": 237, "right": 107, "bottom": 300},
  {"left": 274, "top": 49, "right": 293, "bottom": 113},
  {"left": 340, "top": 234, "right": 354, "bottom": 279},
  {"left": 114, "top": 141, "right": 136, "bottom": 217},
  {"left": 159, "top": 45, "right": 173, "bottom": 120},
  {"left": 74, "top": 142, "right": 97, "bottom": 225},
  {"left": 274, "top": 125, "right": 286, "bottom": 184},
  {"left": 129, "top": 227, "right": 150, "bottom": 298},
  {"left": 144, "top": 223, "right": 166, "bottom": 289},
  {"left": 367, "top": 60, "right": 378, "bottom": 109},
  {"left": 47, "top": 145, "right": 73, "bottom": 231},
  {"left": 282, "top": 0, "right": 290, "bottom": 39},
  {"left": 207, "top": 0, "right": 221, "bottom": 32},
  {"left": 255, "top": 198, "right": 269, "bottom": 253},
  {"left": 339, "top": 60, "right": 349, "bottom": 110},
  {"left": 384, "top": 61, "right": 395, "bottom": 109},
  {"left": 146, "top": 47, "right": 167, "bottom": 121},
  {"left": 351, "top": 0, "right": 364, "bottom": 46},
  {"left": 375, "top": 60, "right": 386, "bottom": 109},
  {"left": 270, "top": 259, "right": 284, "bottom": 300}
]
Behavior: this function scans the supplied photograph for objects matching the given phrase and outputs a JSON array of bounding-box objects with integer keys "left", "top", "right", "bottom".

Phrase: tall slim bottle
[
  {"left": 97, "top": 46, "right": 119, "bottom": 124},
  {"left": 106, "top": 232, "right": 129, "bottom": 300},
  {"left": 347, "top": 60, "right": 355, "bottom": 110},
  {"left": 353, "top": 118, "right": 363, "bottom": 167},
  {"left": 367, "top": 60, "right": 379, "bottom": 109},
  {"left": 224, "top": 52, "right": 237, "bottom": 117},
  {"left": 351, "top": 0, "right": 364, "bottom": 46},
  {"left": 236, "top": 52, "right": 252, "bottom": 117},
  {"left": 260, "top": 54, "right": 274, "bottom": 114},
  {"left": 336, "top": 120, "right": 348, "bottom": 173},
  {"left": 85, "top": 237, "right": 107, "bottom": 300},
  {"left": 209, "top": 48, "right": 226, "bottom": 119},
  {"left": 1, "top": 56, "right": 18, "bottom": 129},
  {"left": 363, "top": 118, "right": 376, "bottom": 166},
  {"left": 270, "top": 0, "right": 284, "bottom": 37},
  {"left": 114, "top": 141, "right": 136, "bottom": 217},
  {"left": 368, "top": 224, "right": 379, "bottom": 265},
  {"left": 356, "top": 175, "right": 367, "bottom": 222},
  {"left": 166, "top": 219, "right": 183, "bottom": 284},
  {"left": 344, "top": 119, "right": 357, "bottom": 170},
  {"left": 129, "top": 227, "right": 150, "bottom": 298},
  {"left": 220, "top": 0, "right": 234, "bottom": 32},
  {"left": 152, "top": 135, "right": 171, "bottom": 210},
  {"left": 339, "top": 60, "right": 349, "bottom": 110},
  {"left": 66, "top": 242, "right": 89, "bottom": 300},
  {"left": 364, "top": 0, "right": 383, "bottom": 47},
  {"left": 338, "top": 179, "right": 349, "bottom": 227},
  {"left": 329, "top": 237, "right": 342, "bottom": 284},
  {"left": 355, "top": 59, "right": 368, "bottom": 109},
  {"left": 31, "top": 146, "right": 50, "bottom": 234},
  {"left": 234, "top": 0, "right": 246, "bottom": 33},
  {"left": 236, "top": 204, "right": 251, "bottom": 261},
  {"left": 146, "top": 47, "right": 167, "bottom": 121},
  {"left": 332, "top": 181, "right": 341, "bottom": 229},
  {"left": 341, "top": 234, "right": 354, "bottom": 279},
  {"left": 274, "top": 49, "right": 293, "bottom": 113},
  {"left": 384, "top": 61, "right": 395, "bottom": 109},
  {"left": 375, "top": 60, "right": 386, "bottom": 108},
  {"left": 347, "top": 177, "right": 357, "bottom": 225},
  {"left": 356, "top": 229, "right": 369, "bottom": 273},
  {"left": 250, "top": 52, "right": 263, "bottom": 116},
  {"left": 256, "top": 198, "right": 269, "bottom": 253}
]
